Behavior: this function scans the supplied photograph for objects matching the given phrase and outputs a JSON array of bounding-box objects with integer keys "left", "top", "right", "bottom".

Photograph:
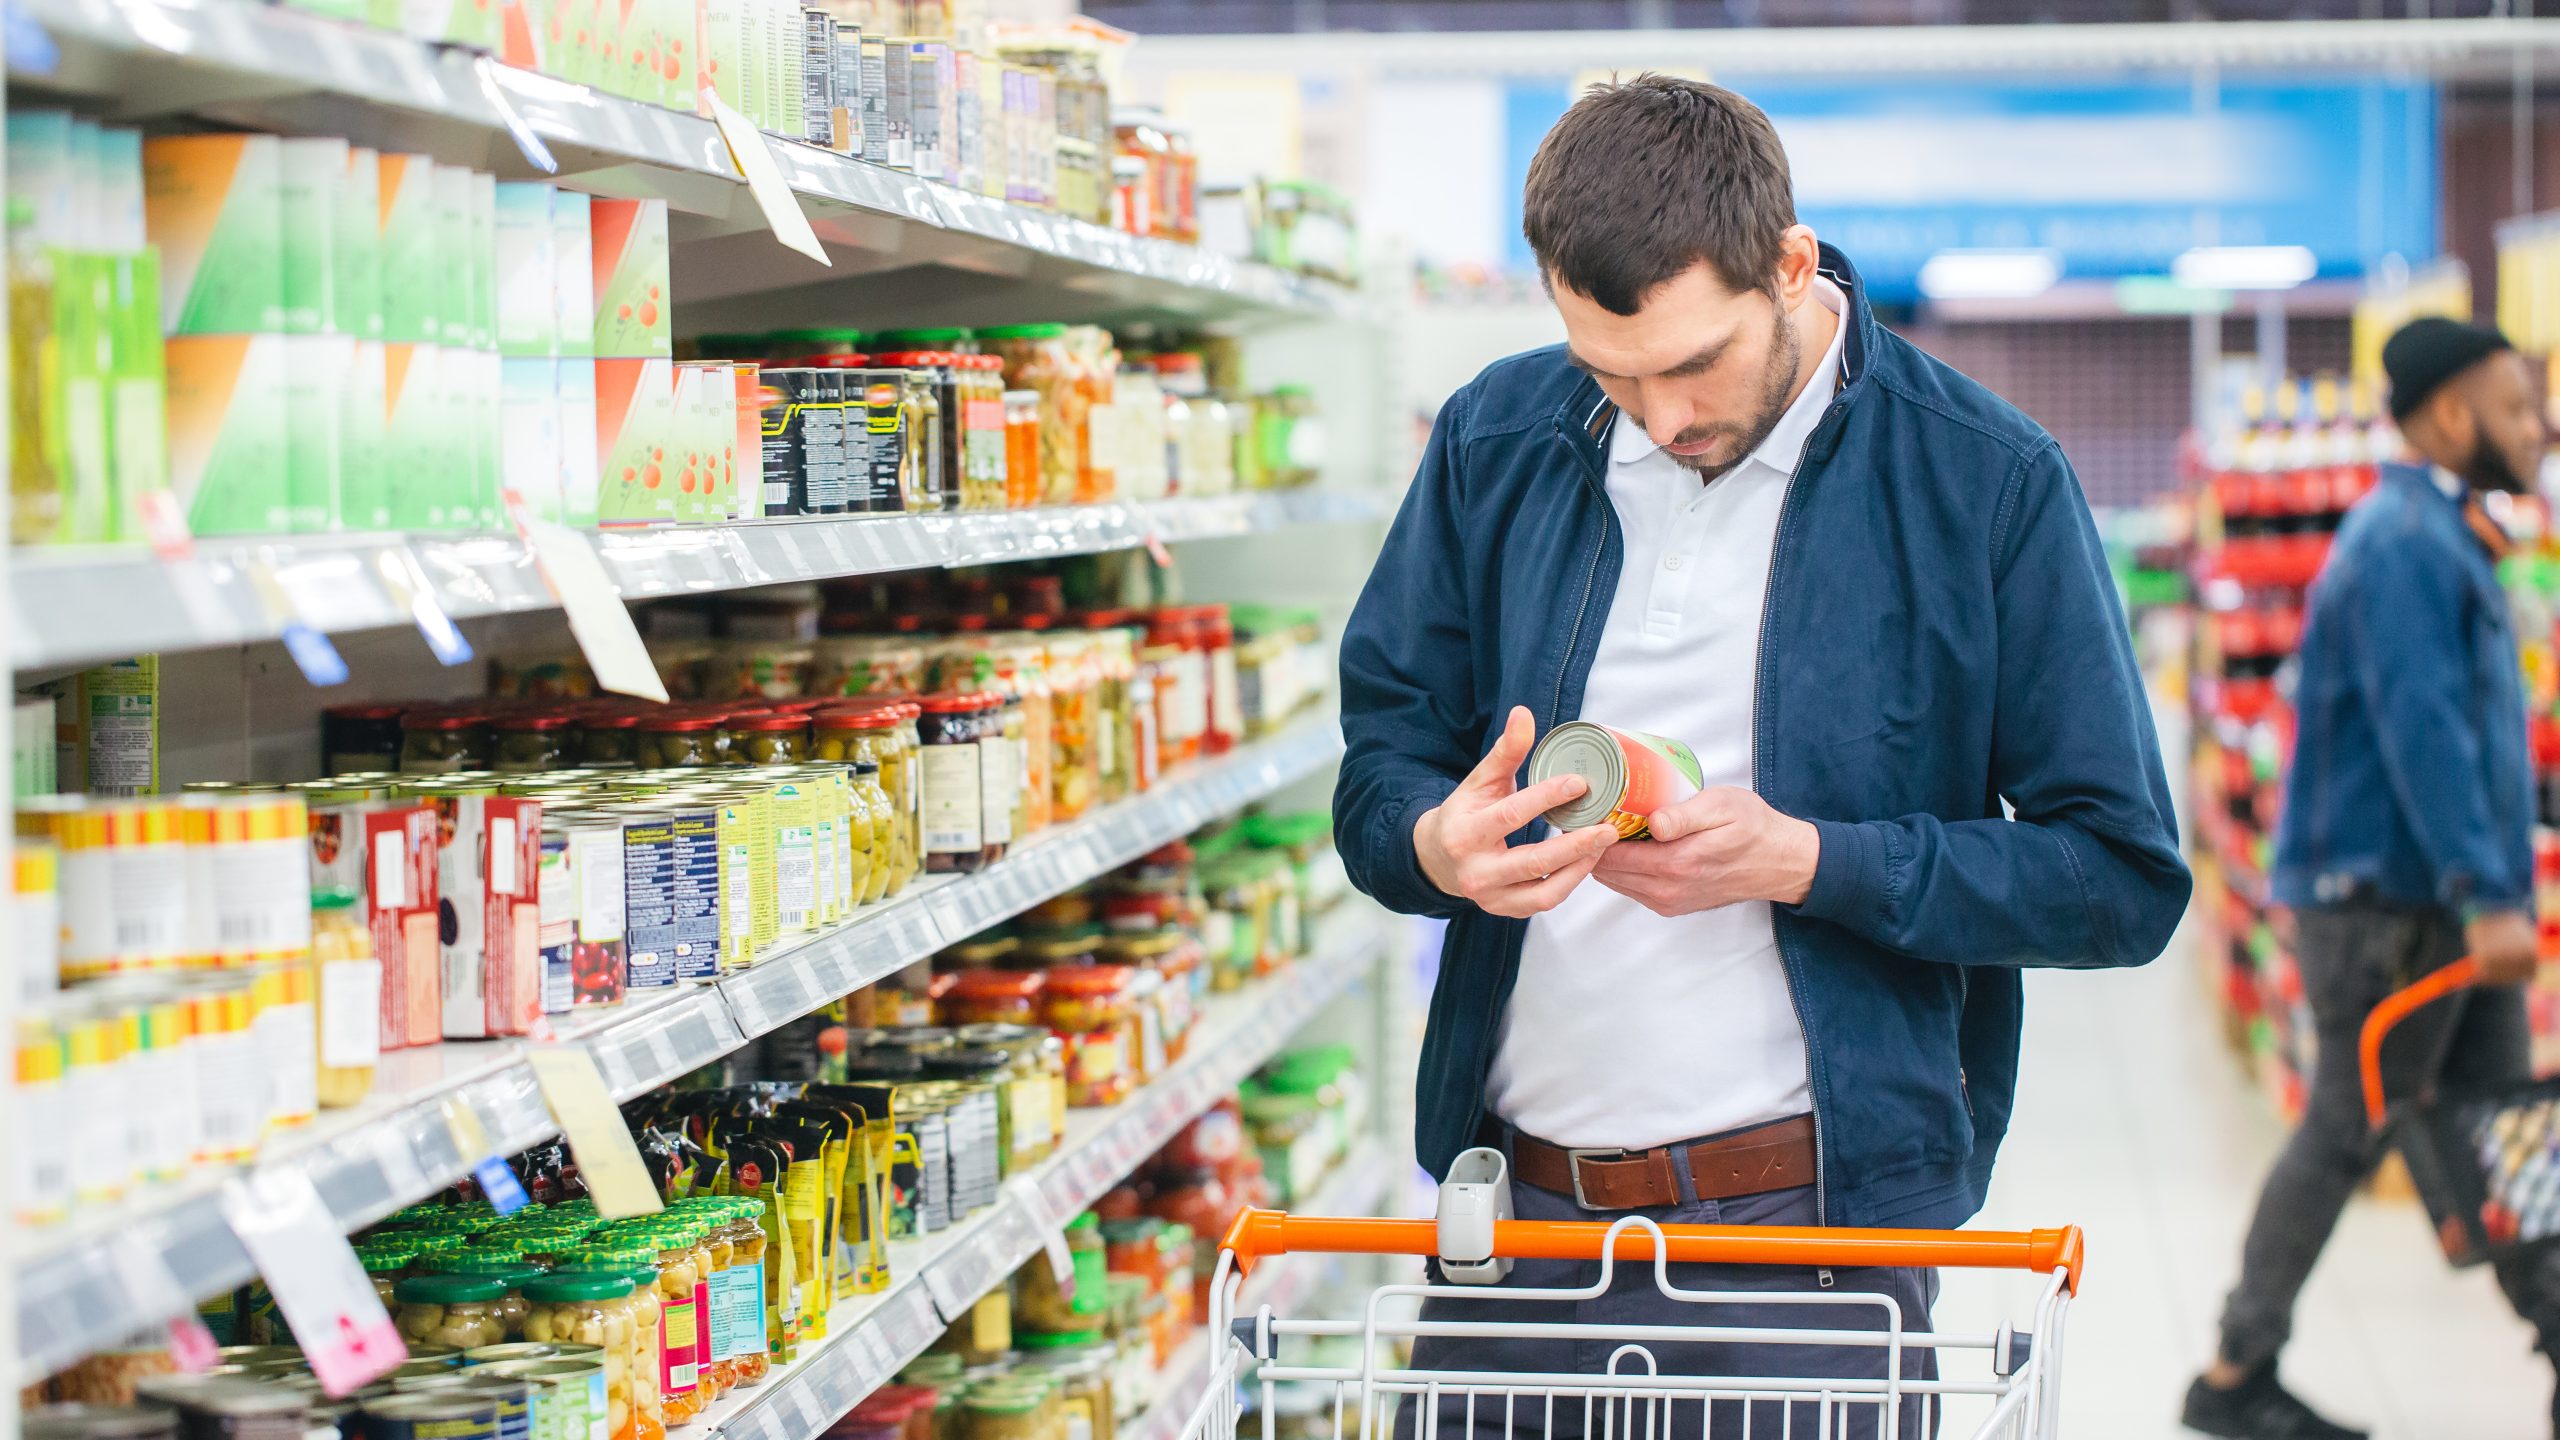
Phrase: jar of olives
[
  {"left": 356, "top": 1239, "right": 418, "bottom": 1308},
  {"left": 400, "top": 713, "right": 490, "bottom": 775},
  {"left": 494, "top": 715, "right": 576, "bottom": 773},
  {"left": 714, "top": 1198, "right": 772, "bottom": 1386},
  {"left": 578, "top": 711, "right": 642, "bottom": 766},
  {"left": 727, "top": 715, "right": 809, "bottom": 766},
  {"left": 636, "top": 716, "right": 721, "bottom": 769},
  {"left": 393, "top": 1274, "right": 511, "bottom": 1350},
  {"left": 520, "top": 1272, "right": 642, "bottom": 1440},
  {"left": 851, "top": 761, "right": 897, "bottom": 903},
  {"left": 562, "top": 1247, "right": 662, "bottom": 1440},
  {"left": 619, "top": 1227, "right": 706, "bottom": 1422},
  {"left": 424, "top": 1251, "right": 540, "bottom": 1338}
]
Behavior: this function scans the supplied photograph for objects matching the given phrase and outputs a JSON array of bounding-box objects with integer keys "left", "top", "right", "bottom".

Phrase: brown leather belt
[{"left": 1506, "top": 1116, "right": 1817, "bottom": 1211}]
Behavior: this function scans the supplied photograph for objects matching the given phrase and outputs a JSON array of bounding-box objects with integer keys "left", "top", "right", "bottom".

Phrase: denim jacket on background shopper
[
  {"left": 2269, "top": 460, "right": 2534, "bottom": 920},
  {"left": 1333, "top": 245, "right": 2192, "bottom": 1230}
]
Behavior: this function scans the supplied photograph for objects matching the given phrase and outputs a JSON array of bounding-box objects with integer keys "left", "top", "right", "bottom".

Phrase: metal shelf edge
[{"left": 10, "top": 493, "right": 1381, "bottom": 672}]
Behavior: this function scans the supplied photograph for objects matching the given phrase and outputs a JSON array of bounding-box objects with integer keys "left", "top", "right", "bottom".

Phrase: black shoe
[{"left": 2180, "top": 1367, "right": 2368, "bottom": 1440}]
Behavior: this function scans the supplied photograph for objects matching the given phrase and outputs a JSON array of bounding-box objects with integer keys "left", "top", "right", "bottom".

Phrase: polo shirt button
[{"left": 1664, "top": 556, "right": 1683, "bottom": 570}]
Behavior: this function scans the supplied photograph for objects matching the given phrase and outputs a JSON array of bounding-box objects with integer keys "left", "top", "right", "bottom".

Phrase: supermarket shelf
[
  {"left": 8, "top": 490, "right": 1382, "bottom": 673},
  {"left": 700, "top": 909, "right": 1395, "bottom": 1440},
  {"left": 11, "top": 712, "right": 1346, "bottom": 1385},
  {"left": 1119, "top": 1139, "right": 1405, "bottom": 1440},
  {"left": 10, "top": 0, "right": 1355, "bottom": 329}
]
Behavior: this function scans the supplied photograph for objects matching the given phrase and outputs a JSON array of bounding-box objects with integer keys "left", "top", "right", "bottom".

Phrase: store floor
[{"left": 1942, "top": 912, "right": 2550, "bottom": 1438}]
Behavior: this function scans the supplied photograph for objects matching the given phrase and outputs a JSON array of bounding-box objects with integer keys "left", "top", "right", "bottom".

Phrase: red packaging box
[{"left": 361, "top": 805, "right": 441, "bottom": 1050}]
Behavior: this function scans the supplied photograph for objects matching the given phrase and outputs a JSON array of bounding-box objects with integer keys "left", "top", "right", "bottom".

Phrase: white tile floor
[{"left": 1938, "top": 909, "right": 2551, "bottom": 1439}]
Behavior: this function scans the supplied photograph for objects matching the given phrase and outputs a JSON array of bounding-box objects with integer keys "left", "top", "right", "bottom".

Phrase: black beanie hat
[{"left": 2383, "top": 316, "right": 2513, "bottom": 423}]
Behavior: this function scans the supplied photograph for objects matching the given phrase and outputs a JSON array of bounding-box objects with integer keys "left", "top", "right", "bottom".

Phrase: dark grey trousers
[
  {"left": 2217, "top": 901, "right": 2560, "bottom": 1369},
  {"left": 1393, "top": 1145, "right": 1940, "bottom": 1440}
]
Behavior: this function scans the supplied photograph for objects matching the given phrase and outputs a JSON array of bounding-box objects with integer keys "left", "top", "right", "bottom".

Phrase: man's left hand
[{"left": 1591, "top": 787, "right": 1822, "bottom": 916}]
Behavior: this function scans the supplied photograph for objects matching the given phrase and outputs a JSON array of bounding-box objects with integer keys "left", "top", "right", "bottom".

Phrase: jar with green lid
[
  {"left": 393, "top": 1274, "right": 510, "bottom": 1350},
  {"left": 607, "top": 1225, "right": 705, "bottom": 1422},
  {"left": 356, "top": 1242, "right": 415, "bottom": 1308},
  {"left": 424, "top": 1251, "right": 540, "bottom": 1339},
  {"left": 1014, "top": 1212, "right": 1105, "bottom": 1335},
  {"left": 559, "top": 1247, "right": 661, "bottom": 1440},
  {"left": 520, "top": 1272, "right": 641, "bottom": 1440},
  {"left": 704, "top": 1198, "right": 771, "bottom": 1387}
]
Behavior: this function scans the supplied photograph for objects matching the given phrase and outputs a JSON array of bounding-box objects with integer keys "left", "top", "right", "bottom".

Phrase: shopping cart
[
  {"left": 1177, "top": 1205, "right": 2085, "bottom": 1440},
  {"left": 2361, "top": 955, "right": 2560, "bottom": 1265}
]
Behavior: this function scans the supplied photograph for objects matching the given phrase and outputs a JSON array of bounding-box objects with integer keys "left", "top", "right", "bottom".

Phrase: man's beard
[
  {"left": 1666, "top": 305, "right": 1803, "bottom": 480},
  {"left": 2466, "top": 416, "right": 2531, "bottom": 495}
]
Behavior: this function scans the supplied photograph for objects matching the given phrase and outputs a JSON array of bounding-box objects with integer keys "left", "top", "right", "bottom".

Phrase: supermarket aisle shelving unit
[{"left": 4, "top": 0, "right": 1394, "bottom": 1403}]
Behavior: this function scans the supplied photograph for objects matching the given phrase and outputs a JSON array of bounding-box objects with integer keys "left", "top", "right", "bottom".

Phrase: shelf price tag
[
  {"left": 218, "top": 1169, "right": 408, "bottom": 1395},
  {"left": 373, "top": 547, "right": 474, "bottom": 667},
  {"left": 443, "top": 1099, "right": 530, "bottom": 1216},
  {"left": 704, "top": 89, "right": 831, "bottom": 267},
  {"left": 510, "top": 503, "right": 669, "bottom": 703},
  {"left": 527, "top": 1046, "right": 666, "bottom": 1219},
  {"left": 242, "top": 561, "right": 351, "bottom": 687},
  {"left": 1004, "top": 1176, "right": 1077, "bottom": 1296}
]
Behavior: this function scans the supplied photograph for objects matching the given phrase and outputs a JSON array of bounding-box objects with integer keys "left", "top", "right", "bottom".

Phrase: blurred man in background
[{"left": 2185, "top": 317, "right": 2559, "bottom": 1440}]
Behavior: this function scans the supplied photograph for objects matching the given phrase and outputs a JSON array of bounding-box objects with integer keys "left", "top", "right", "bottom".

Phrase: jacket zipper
[{"left": 1759, "top": 394, "right": 1853, "bottom": 1225}]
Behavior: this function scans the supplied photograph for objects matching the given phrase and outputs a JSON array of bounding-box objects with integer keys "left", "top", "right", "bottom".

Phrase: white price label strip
[
  {"left": 219, "top": 1170, "right": 407, "bottom": 1395},
  {"left": 517, "top": 514, "right": 669, "bottom": 702}
]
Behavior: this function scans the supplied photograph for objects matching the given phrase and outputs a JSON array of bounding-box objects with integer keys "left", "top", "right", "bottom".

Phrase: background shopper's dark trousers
[
  {"left": 2218, "top": 901, "right": 2560, "bottom": 1368},
  {"left": 1392, "top": 1161, "right": 1940, "bottom": 1440}
]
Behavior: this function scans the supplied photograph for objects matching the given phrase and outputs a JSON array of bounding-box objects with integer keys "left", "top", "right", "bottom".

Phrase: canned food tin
[
  {"left": 360, "top": 1394, "right": 499, "bottom": 1440},
  {"left": 451, "top": 1375, "right": 532, "bottom": 1440},
  {"left": 477, "top": 1361, "right": 603, "bottom": 1440},
  {"left": 461, "top": 1343, "right": 576, "bottom": 1367},
  {"left": 466, "top": 1369, "right": 565, "bottom": 1440},
  {"left": 147, "top": 1377, "right": 309, "bottom": 1440},
  {"left": 1527, "top": 721, "right": 1705, "bottom": 840},
  {"left": 24, "top": 1404, "right": 182, "bottom": 1440}
]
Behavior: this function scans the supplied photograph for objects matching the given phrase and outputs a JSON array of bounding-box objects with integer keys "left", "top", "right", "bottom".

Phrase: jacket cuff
[
  {"left": 1368, "top": 781, "right": 1468, "bottom": 919},
  {"left": 1794, "top": 818, "right": 1886, "bottom": 929}
]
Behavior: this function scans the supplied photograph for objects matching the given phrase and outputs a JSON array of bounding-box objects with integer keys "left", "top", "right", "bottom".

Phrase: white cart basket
[{"left": 1175, "top": 1208, "right": 2084, "bottom": 1440}]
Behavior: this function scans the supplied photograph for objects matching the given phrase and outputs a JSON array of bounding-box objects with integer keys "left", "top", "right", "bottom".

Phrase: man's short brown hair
[{"left": 1522, "top": 75, "right": 1797, "bottom": 315}]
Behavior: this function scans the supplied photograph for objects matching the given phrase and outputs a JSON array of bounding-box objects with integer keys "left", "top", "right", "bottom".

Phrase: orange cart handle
[
  {"left": 2359, "top": 955, "right": 2481, "bottom": 1131},
  {"left": 1219, "top": 1209, "right": 2086, "bottom": 1295}
]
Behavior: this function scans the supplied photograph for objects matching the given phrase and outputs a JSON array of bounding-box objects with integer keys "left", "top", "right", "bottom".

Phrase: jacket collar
[
  {"left": 1554, "top": 242, "right": 1879, "bottom": 473},
  {"left": 2380, "top": 458, "right": 2514, "bottom": 561}
]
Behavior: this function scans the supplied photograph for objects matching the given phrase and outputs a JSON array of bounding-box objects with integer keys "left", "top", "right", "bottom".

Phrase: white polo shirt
[{"left": 1484, "top": 280, "right": 1846, "bottom": 1153}]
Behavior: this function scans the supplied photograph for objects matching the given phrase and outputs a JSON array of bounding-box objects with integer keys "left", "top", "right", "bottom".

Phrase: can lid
[{"left": 1526, "top": 723, "right": 1626, "bottom": 832}]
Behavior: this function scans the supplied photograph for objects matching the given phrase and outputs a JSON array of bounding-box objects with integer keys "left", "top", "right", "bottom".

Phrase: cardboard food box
[
  {"left": 430, "top": 792, "right": 544, "bottom": 1039},
  {"left": 360, "top": 805, "right": 440, "bottom": 1050}
]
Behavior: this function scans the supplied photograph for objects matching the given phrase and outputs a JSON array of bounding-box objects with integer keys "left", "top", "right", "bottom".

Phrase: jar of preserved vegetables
[
  {"left": 356, "top": 1240, "right": 417, "bottom": 1308},
  {"left": 400, "top": 714, "right": 490, "bottom": 775},
  {"left": 1002, "top": 390, "right": 1042, "bottom": 509},
  {"left": 493, "top": 715, "right": 575, "bottom": 774},
  {"left": 635, "top": 717, "right": 720, "bottom": 769},
  {"left": 309, "top": 891, "right": 376, "bottom": 1109},
  {"left": 850, "top": 761, "right": 898, "bottom": 903},
  {"left": 726, "top": 715, "right": 808, "bottom": 766},
  {"left": 941, "top": 968, "right": 1044, "bottom": 1028},
  {"left": 578, "top": 712, "right": 642, "bottom": 767},
  {"left": 561, "top": 1248, "right": 661, "bottom": 1440},
  {"left": 979, "top": 324, "right": 1077, "bottom": 505},
  {"left": 519, "top": 1271, "right": 640, "bottom": 1436},
  {"left": 713, "top": 1198, "right": 771, "bottom": 1387},
  {"left": 917, "top": 694, "right": 990, "bottom": 874},
  {"left": 393, "top": 1274, "right": 510, "bottom": 1350},
  {"left": 424, "top": 1251, "right": 539, "bottom": 1338}
]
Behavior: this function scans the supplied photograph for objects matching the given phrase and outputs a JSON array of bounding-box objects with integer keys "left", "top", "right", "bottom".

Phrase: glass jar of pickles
[
  {"left": 423, "top": 1251, "right": 539, "bottom": 1339},
  {"left": 520, "top": 1270, "right": 641, "bottom": 1438},
  {"left": 564, "top": 1248, "right": 663, "bottom": 1440},
  {"left": 400, "top": 713, "right": 489, "bottom": 775},
  {"left": 493, "top": 715, "right": 575, "bottom": 773},
  {"left": 636, "top": 717, "right": 721, "bottom": 769},
  {"left": 356, "top": 1240, "right": 416, "bottom": 1308},
  {"left": 726, "top": 715, "right": 809, "bottom": 766},
  {"left": 713, "top": 1198, "right": 771, "bottom": 1387},
  {"left": 579, "top": 712, "right": 642, "bottom": 766},
  {"left": 393, "top": 1274, "right": 511, "bottom": 1350},
  {"left": 849, "top": 761, "right": 901, "bottom": 902}
]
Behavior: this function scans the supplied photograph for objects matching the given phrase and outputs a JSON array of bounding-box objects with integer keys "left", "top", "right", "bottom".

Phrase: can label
[{"left": 1571, "top": 723, "right": 1704, "bottom": 840}]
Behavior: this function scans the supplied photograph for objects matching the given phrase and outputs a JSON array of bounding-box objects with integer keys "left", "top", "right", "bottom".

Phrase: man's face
[
  {"left": 2451, "top": 350, "right": 2548, "bottom": 495},
  {"left": 1553, "top": 260, "right": 1801, "bottom": 480}
]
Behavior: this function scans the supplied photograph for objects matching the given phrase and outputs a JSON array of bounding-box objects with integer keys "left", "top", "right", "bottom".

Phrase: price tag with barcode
[{"left": 218, "top": 1170, "right": 407, "bottom": 1395}]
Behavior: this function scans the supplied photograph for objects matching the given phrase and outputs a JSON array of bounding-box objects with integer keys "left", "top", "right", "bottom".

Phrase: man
[
  {"left": 1334, "top": 76, "right": 2190, "bottom": 1439},
  {"left": 2183, "top": 317, "right": 2560, "bottom": 1440}
]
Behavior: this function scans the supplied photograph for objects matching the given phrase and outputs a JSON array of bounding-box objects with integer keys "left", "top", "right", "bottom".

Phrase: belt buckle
[{"left": 1565, "top": 1147, "right": 1627, "bottom": 1210}]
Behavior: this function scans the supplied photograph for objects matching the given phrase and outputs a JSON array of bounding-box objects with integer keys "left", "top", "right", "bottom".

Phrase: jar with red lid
[
  {"left": 940, "top": 967, "right": 1045, "bottom": 1026},
  {"left": 580, "top": 710, "right": 643, "bottom": 766},
  {"left": 1194, "top": 606, "right": 1241, "bottom": 757},
  {"left": 324, "top": 703, "right": 408, "bottom": 774},
  {"left": 400, "top": 711, "right": 491, "bottom": 774},
  {"left": 1141, "top": 614, "right": 1203, "bottom": 768},
  {"left": 726, "top": 713, "right": 810, "bottom": 766},
  {"left": 637, "top": 715, "right": 722, "bottom": 768},
  {"left": 1043, "top": 965, "right": 1136, "bottom": 1107},
  {"left": 918, "top": 693, "right": 995, "bottom": 872},
  {"left": 494, "top": 713, "right": 577, "bottom": 773}
]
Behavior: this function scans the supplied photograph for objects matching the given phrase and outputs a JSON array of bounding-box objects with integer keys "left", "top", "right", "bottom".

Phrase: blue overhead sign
[{"left": 1501, "top": 78, "right": 2438, "bottom": 301}]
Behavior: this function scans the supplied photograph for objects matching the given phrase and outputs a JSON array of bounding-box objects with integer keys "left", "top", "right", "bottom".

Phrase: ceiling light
[
  {"left": 2172, "top": 245, "right": 2318, "bottom": 291},
  {"left": 1917, "top": 249, "right": 2062, "bottom": 301}
]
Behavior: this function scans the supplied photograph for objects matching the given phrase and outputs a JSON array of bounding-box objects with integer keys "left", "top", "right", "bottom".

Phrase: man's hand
[
  {"left": 1591, "top": 787, "right": 1821, "bottom": 917},
  {"left": 1414, "top": 706, "right": 1619, "bottom": 918},
  {"left": 2465, "top": 908, "right": 2541, "bottom": 986}
]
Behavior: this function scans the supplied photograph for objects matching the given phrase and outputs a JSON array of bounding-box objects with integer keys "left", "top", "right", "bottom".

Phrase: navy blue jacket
[
  {"left": 2270, "top": 461, "right": 2534, "bottom": 918},
  {"left": 1334, "top": 247, "right": 2190, "bottom": 1229}
]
